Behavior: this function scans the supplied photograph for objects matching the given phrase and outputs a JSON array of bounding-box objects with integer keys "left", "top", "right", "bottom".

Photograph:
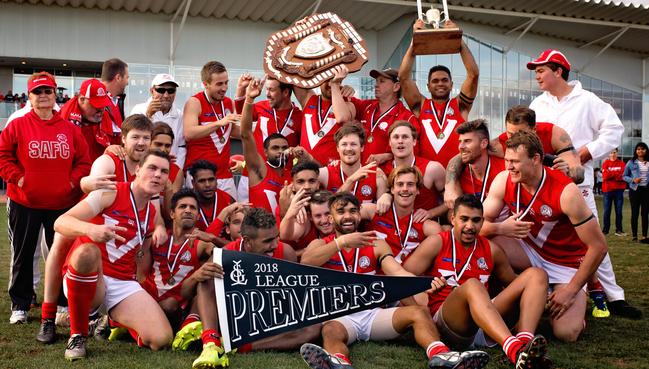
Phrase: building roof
[{"left": 3, "top": 0, "right": 649, "bottom": 56}]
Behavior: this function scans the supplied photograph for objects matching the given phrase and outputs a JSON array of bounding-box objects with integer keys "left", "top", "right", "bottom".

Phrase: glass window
[
  {"left": 506, "top": 51, "right": 518, "bottom": 81},
  {"left": 492, "top": 49, "right": 503, "bottom": 80}
]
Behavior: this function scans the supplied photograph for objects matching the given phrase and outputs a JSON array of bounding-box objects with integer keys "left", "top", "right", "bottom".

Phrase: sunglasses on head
[
  {"left": 155, "top": 87, "right": 176, "bottom": 94},
  {"left": 31, "top": 88, "right": 54, "bottom": 95}
]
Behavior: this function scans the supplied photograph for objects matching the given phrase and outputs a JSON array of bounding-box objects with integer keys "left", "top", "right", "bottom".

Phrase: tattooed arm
[{"left": 443, "top": 154, "right": 465, "bottom": 209}]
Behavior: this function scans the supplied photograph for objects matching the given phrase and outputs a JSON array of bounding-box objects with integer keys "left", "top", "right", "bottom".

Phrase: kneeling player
[
  {"left": 299, "top": 192, "right": 488, "bottom": 369},
  {"left": 52, "top": 150, "right": 173, "bottom": 360},
  {"left": 481, "top": 131, "right": 608, "bottom": 342},
  {"left": 404, "top": 195, "right": 550, "bottom": 368},
  {"left": 180, "top": 208, "right": 320, "bottom": 369}
]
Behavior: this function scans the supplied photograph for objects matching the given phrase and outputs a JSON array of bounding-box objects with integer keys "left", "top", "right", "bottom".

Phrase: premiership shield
[
  {"left": 263, "top": 12, "right": 369, "bottom": 88},
  {"left": 213, "top": 249, "right": 435, "bottom": 352}
]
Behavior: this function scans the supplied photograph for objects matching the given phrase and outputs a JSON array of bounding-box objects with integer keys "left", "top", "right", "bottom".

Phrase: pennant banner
[{"left": 213, "top": 249, "right": 434, "bottom": 352}]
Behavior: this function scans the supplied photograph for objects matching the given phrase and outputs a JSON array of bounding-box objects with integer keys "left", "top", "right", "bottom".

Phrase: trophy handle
[{"left": 442, "top": 0, "right": 450, "bottom": 22}]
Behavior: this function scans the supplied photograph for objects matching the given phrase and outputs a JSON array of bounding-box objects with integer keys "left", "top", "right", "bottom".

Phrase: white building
[{"left": 1, "top": 0, "right": 648, "bottom": 157}]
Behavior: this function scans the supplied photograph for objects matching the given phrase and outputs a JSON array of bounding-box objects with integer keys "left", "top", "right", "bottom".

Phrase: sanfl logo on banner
[{"left": 230, "top": 260, "right": 248, "bottom": 286}]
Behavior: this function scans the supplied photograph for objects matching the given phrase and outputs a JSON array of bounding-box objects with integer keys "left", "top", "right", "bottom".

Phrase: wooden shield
[{"left": 263, "top": 13, "right": 369, "bottom": 88}]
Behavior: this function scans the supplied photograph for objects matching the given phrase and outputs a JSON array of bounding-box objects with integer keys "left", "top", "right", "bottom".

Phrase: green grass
[{"left": 0, "top": 197, "right": 647, "bottom": 369}]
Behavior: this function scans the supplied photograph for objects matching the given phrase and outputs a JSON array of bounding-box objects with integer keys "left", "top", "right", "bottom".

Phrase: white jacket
[{"left": 530, "top": 80, "right": 624, "bottom": 188}]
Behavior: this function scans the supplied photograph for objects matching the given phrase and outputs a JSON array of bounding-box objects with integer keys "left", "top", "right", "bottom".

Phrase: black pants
[
  {"left": 7, "top": 200, "right": 67, "bottom": 311},
  {"left": 629, "top": 186, "right": 649, "bottom": 239}
]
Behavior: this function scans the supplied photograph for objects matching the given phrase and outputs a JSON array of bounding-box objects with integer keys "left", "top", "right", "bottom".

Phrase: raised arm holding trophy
[
  {"left": 398, "top": 4, "right": 479, "bottom": 169},
  {"left": 413, "top": 0, "right": 463, "bottom": 55}
]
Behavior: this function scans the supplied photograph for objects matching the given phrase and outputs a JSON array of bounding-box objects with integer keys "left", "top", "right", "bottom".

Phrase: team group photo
[{"left": 0, "top": 0, "right": 647, "bottom": 368}]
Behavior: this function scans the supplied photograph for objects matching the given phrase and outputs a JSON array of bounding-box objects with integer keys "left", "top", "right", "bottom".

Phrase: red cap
[
  {"left": 27, "top": 73, "right": 57, "bottom": 92},
  {"left": 526, "top": 49, "right": 571, "bottom": 71},
  {"left": 79, "top": 79, "right": 111, "bottom": 109}
]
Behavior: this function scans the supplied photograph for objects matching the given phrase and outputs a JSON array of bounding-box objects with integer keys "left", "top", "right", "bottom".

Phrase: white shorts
[
  {"left": 63, "top": 274, "right": 143, "bottom": 312},
  {"left": 332, "top": 307, "right": 400, "bottom": 344},
  {"left": 518, "top": 240, "right": 579, "bottom": 285}
]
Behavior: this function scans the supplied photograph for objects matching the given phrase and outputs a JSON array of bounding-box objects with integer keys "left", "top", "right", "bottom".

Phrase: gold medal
[
  {"left": 168, "top": 276, "right": 176, "bottom": 285},
  {"left": 437, "top": 132, "right": 445, "bottom": 139},
  {"left": 367, "top": 135, "right": 374, "bottom": 143},
  {"left": 136, "top": 249, "right": 144, "bottom": 258},
  {"left": 219, "top": 136, "right": 226, "bottom": 143},
  {"left": 317, "top": 130, "right": 325, "bottom": 138}
]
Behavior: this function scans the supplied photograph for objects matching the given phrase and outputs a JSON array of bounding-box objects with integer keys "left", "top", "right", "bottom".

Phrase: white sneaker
[
  {"left": 9, "top": 310, "right": 28, "bottom": 324},
  {"left": 56, "top": 306, "right": 70, "bottom": 328}
]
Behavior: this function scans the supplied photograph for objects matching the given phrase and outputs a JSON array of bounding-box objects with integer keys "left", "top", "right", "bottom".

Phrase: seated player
[
  {"left": 363, "top": 166, "right": 441, "bottom": 264},
  {"left": 300, "top": 192, "right": 489, "bottom": 369},
  {"left": 52, "top": 150, "right": 173, "bottom": 360},
  {"left": 142, "top": 189, "right": 213, "bottom": 330},
  {"left": 318, "top": 123, "right": 388, "bottom": 203},
  {"left": 481, "top": 131, "right": 608, "bottom": 342},
  {"left": 182, "top": 208, "right": 320, "bottom": 369},
  {"left": 404, "top": 195, "right": 550, "bottom": 368},
  {"left": 280, "top": 189, "right": 335, "bottom": 258},
  {"left": 189, "top": 160, "right": 235, "bottom": 231},
  {"left": 380, "top": 121, "right": 446, "bottom": 222}
]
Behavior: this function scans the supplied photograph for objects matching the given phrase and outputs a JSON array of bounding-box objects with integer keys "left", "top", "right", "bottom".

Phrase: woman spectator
[
  {"left": 601, "top": 149, "right": 627, "bottom": 236},
  {"left": 0, "top": 72, "right": 91, "bottom": 324},
  {"left": 623, "top": 142, "right": 649, "bottom": 243}
]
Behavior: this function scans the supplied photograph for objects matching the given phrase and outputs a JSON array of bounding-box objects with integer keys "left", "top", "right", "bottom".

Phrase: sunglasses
[
  {"left": 154, "top": 87, "right": 176, "bottom": 94},
  {"left": 31, "top": 88, "right": 54, "bottom": 95}
]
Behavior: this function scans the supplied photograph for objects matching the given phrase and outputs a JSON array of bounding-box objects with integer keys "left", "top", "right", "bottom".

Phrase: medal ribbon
[
  {"left": 336, "top": 241, "right": 359, "bottom": 273},
  {"left": 122, "top": 160, "right": 129, "bottom": 182},
  {"left": 392, "top": 157, "right": 416, "bottom": 170},
  {"left": 272, "top": 104, "right": 295, "bottom": 135},
  {"left": 339, "top": 165, "right": 359, "bottom": 195},
  {"left": 392, "top": 204, "right": 414, "bottom": 251},
  {"left": 317, "top": 96, "right": 333, "bottom": 132},
  {"left": 516, "top": 168, "right": 547, "bottom": 220},
  {"left": 166, "top": 236, "right": 190, "bottom": 276},
  {"left": 204, "top": 91, "right": 227, "bottom": 139},
  {"left": 128, "top": 184, "right": 151, "bottom": 249},
  {"left": 450, "top": 229, "right": 477, "bottom": 284},
  {"left": 430, "top": 99, "right": 451, "bottom": 134},
  {"left": 469, "top": 156, "right": 492, "bottom": 202},
  {"left": 199, "top": 196, "right": 218, "bottom": 227},
  {"left": 369, "top": 102, "right": 398, "bottom": 134}
]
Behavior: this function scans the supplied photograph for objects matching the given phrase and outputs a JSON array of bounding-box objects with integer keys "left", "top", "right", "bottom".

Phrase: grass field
[{"left": 0, "top": 197, "right": 647, "bottom": 369}]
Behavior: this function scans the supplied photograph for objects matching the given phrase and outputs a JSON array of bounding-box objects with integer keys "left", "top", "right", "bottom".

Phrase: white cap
[{"left": 151, "top": 73, "right": 179, "bottom": 87}]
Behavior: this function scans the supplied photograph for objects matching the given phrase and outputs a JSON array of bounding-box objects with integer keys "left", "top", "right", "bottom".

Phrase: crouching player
[
  {"left": 141, "top": 189, "right": 214, "bottom": 331},
  {"left": 403, "top": 194, "right": 550, "bottom": 368},
  {"left": 179, "top": 208, "right": 320, "bottom": 368},
  {"left": 52, "top": 150, "right": 173, "bottom": 360},
  {"left": 299, "top": 192, "right": 489, "bottom": 369}
]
